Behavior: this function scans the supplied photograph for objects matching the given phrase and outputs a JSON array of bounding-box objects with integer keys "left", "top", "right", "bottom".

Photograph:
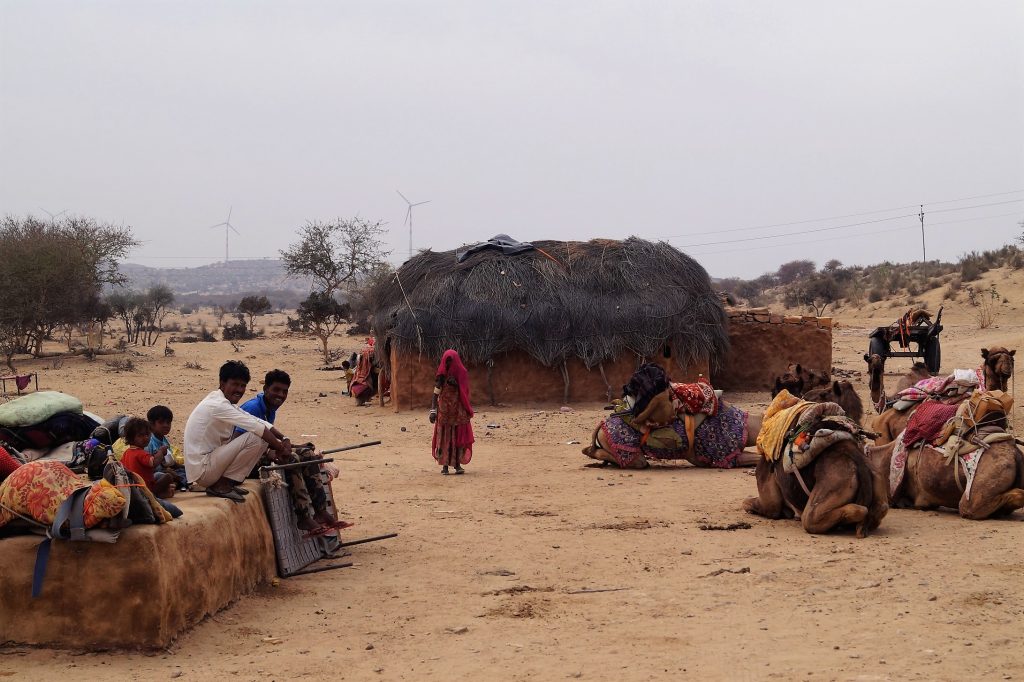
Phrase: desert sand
[{"left": 3, "top": 267, "right": 1024, "bottom": 681}]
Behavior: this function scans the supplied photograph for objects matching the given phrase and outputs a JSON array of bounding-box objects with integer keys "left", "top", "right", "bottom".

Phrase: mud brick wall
[
  {"left": 712, "top": 309, "right": 832, "bottom": 391},
  {"left": 390, "top": 346, "right": 709, "bottom": 411}
]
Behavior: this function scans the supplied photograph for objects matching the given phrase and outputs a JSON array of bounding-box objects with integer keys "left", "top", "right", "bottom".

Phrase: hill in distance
[{"left": 118, "top": 259, "right": 313, "bottom": 308}]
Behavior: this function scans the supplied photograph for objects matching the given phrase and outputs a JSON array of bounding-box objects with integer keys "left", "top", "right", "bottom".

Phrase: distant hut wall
[
  {"left": 389, "top": 345, "right": 709, "bottom": 411},
  {"left": 712, "top": 310, "right": 833, "bottom": 391}
]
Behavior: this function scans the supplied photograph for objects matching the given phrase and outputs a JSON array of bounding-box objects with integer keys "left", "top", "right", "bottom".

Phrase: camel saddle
[
  {"left": 633, "top": 382, "right": 722, "bottom": 459},
  {"left": 934, "top": 390, "right": 1013, "bottom": 447}
]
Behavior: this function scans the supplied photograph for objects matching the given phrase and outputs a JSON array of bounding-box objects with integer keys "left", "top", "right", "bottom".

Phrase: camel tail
[{"left": 851, "top": 444, "right": 887, "bottom": 537}]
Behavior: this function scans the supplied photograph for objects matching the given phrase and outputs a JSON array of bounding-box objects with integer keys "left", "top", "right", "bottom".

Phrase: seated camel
[
  {"left": 772, "top": 363, "right": 830, "bottom": 398},
  {"left": 742, "top": 406, "right": 888, "bottom": 538},
  {"left": 870, "top": 348, "right": 1016, "bottom": 445},
  {"left": 866, "top": 426, "right": 1024, "bottom": 520},
  {"left": 582, "top": 403, "right": 762, "bottom": 469}
]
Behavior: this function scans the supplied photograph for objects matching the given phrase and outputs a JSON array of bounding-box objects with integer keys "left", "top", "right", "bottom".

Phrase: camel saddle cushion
[{"left": 935, "top": 390, "right": 1013, "bottom": 446}]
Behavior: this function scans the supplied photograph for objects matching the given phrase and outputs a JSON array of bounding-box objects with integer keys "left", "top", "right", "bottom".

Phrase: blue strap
[
  {"left": 31, "top": 487, "right": 90, "bottom": 599},
  {"left": 31, "top": 538, "right": 52, "bottom": 598}
]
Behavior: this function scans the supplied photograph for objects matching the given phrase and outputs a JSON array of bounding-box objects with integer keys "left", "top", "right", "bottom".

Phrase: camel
[
  {"left": 864, "top": 355, "right": 930, "bottom": 414},
  {"left": 803, "top": 380, "right": 864, "bottom": 425},
  {"left": 869, "top": 348, "right": 1016, "bottom": 445},
  {"left": 864, "top": 357, "right": 931, "bottom": 445},
  {"left": 582, "top": 404, "right": 762, "bottom": 469},
  {"left": 866, "top": 435, "right": 1024, "bottom": 520},
  {"left": 981, "top": 347, "right": 1015, "bottom": 391},
  {"left": 772, "top": 364, "right": 830, "bottom": 398},
  {"left": 742, "top": 417, "right": 888, "bottom": 537}
]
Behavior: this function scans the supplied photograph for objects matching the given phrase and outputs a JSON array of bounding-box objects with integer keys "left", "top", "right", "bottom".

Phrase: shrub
[
  {"left": 222, "top": 320, "right": 255, "bottom": 341},
  {"left": 867, "top": 288, "right": 885, "bottom": 303}
]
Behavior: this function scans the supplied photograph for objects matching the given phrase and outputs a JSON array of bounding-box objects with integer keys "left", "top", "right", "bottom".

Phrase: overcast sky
[{"left": 2, "top": 1, "right": 1022, "bottom": 278}]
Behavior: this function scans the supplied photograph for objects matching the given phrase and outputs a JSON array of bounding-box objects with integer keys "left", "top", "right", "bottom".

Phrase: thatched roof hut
[{"left": 367, "top": 236, "right": 729, "bottom": 409}]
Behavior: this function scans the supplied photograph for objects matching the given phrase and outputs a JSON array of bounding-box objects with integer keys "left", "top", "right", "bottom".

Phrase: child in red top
[{"left": 121, "top": 417, "right": 175, "bottom": 498}]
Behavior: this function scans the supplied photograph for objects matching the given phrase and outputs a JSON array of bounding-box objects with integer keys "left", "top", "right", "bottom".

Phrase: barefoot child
[
  {"left": 429, "top": 349, "right": 474, "bottom": 475},
  {"left": 341, "top": 360, "right": 354, "bottom": 396},
  {"left": 121, "top": 417, "right": 176, "bottom": 499},
  {"left": 146, "top": 405, "right": 188, "bottom": 491}
]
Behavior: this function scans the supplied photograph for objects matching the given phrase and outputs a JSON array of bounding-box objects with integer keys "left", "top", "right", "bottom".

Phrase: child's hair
[
  {"left": 123, "top": 417, "right": 152, "bottom": 443},
  {"left": 146, "top": 405, "right": 173, "bottom": 424},
  {"left": 341, "top": 360, "right": 351, "bottom": 369}
]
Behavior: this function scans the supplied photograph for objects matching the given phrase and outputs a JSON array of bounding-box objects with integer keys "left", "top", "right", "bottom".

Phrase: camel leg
[
  {"left": 581, "top": 427, "right": 648, "bottom": 468},
  {"left": 743, "top": 458, "right": 787, "bottom": 519},
  {"left": 959, "top": 451, "right": 1024, "bottom": 520},
  {"left": 734, "top": 449, "right": 760, "bottom": 467},
  {"left": 960, "top": 489, "right": 1024, "bottom": 520},
  {"left": 802, "top": 503, "right": 869, "bottom": 536}
]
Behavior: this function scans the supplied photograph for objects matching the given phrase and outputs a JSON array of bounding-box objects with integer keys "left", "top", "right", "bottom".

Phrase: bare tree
[{"left": 280, "top": 218, "right": 391, "bottom": 298}]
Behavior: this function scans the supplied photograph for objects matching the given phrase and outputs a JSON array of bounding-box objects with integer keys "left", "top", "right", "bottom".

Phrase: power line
[
  {"left": 688, "top": 223, "right": 920, "bottom": 258},
  {"left": 662, "top": 188, "right": 1024, "bottom": 238},
  {"left": 674, "top": 213, "right": 918, "bottom": 248},
  {"left": 673, "top": 198, "right": 1024, "bottom": 249},
  {"left": 688, "top": 209, "right": 1024, "bottom": 258}
]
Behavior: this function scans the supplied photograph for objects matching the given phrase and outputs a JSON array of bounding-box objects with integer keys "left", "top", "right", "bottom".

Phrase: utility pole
[{"left": 919, "top": 204, "right": 926, "bottom": 262}]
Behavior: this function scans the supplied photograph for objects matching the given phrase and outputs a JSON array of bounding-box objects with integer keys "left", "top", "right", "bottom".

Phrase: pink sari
[{"left": 431, "top": 350, "right": 474, "bottom": 465}]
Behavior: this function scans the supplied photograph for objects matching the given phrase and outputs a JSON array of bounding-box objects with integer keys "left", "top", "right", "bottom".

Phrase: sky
[{"left": 1, "top": 1, "right": 1022, "bottom": 279}]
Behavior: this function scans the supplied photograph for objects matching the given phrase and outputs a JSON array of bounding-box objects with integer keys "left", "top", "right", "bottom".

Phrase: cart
[{"left": 866, "top": 306, "right": 943, "bottom": 374}]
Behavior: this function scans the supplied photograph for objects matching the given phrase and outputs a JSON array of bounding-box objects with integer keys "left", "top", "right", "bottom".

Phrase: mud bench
[{"left": 0, "top": 481, "right": 276, "bottom": 650}]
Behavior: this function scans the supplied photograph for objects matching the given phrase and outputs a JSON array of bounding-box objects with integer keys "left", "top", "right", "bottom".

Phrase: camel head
[
  {"left": 803, "top": 380, "right": 864, "bottom": 425},
  {"left": 863, "top": 353, "right": 884, "bottom": 389},
  {"left": 981, "top": 347, "right": 1015, "bottom": 391}
]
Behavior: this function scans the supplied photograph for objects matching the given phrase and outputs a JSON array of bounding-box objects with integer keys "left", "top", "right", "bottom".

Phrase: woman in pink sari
[{"left": 429, "top": 350, "right": 474, "bottom": 475}]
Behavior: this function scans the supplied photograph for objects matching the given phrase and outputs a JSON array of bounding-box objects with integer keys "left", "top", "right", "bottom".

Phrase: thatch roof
[{"left": 367, "top": 237, "right": 729, "bottom": 374}]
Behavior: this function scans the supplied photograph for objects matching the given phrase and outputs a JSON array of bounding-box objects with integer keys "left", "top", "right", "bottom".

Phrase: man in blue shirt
[{"left": 240, "top": 370, "right": 347, "bottom": 534}]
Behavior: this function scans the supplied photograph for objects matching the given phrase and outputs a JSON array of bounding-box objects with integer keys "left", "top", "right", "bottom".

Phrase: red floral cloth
[
  {"left": 0, "top": 460, "right": 126, "bottom": 528},
  {"left": 670, "top": 379, "right": 718, "bottom": 417},
  {"left": 903, "top": 400, "right": 959, "bottom": 445}
]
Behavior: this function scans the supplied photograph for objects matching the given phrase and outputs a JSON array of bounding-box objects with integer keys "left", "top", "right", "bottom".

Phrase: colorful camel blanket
[
  {"left": 893, "top": 368, "right": 983, "bottom": 408},
  {"left": 669, "top": 380, "right": 718, "bottom": 417},
  {"left": 902, "top": 400, "right": 959, "bottom": 446},
  {"left": 755, "top": 390, "right": 815, "bottom": 462},
  {"left": 889, "top": 430, "right": 1015, "bottom": 500},
  {"left": 598, "top": 404, "right": 748, "bottom": 469}
]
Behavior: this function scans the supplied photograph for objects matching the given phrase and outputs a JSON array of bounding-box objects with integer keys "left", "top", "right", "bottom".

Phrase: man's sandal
[
  {"left": 206, "top": 488, "right": 245, "bottom": 503},
  {"left": 232, "top": 486, "right": 251, "bottom": 496}
]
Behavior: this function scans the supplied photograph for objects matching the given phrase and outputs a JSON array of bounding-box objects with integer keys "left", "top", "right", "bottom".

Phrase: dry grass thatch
[{"left": 367, "top": 237, "right": 729, "bottom": 374}]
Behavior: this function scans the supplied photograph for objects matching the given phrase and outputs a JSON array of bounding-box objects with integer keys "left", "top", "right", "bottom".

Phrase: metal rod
[
  {"left": 320, "top": 441, "right": 382, "bottom": 455},
  {"left": 338, "top": 532, "right": 398, "bottom": 547},
  {"left": 291, "top": 561, "right": 354, "bottom": 576},
  {"left": 260, "top": 457, "right": 334, "bottom": 472}
]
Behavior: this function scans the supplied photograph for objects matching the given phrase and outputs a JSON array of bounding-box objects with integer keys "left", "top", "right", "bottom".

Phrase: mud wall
[
  {"left": 712, "top": 309, "right": 833, "bottom": 391},
  {"left": 389, "top": 345, "right": 709, "bottom": 411}
]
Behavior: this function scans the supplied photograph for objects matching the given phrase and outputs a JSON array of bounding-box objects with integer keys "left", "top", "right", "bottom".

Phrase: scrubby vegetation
[{"left": 718, "top": 243, "right": 1023, "bottom": 316}]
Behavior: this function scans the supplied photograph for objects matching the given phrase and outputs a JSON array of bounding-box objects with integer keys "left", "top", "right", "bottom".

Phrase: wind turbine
[
  {"left": 209, "top": 207, "right": 240, "bottom": 263},
  {"left": 397, "top": 190, "right": 430, "bottom": 257},
  {"left": 39, "top": 207, "right": 67, "bottom": 221}
]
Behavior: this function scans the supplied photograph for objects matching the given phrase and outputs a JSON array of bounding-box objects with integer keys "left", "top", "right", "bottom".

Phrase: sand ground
[{"left": 2, "top": 267, "right": 1023, "bottom": 681}]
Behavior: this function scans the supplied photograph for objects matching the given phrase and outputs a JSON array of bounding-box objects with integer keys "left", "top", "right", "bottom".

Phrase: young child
[
  {"left": 121, "top": 417, "right": 175, "bottom": 499},
  {"left": 342, "top": 360, "right": 354, "bottom": 396},
  {"left": 146, "top": 405, "right": 188, "bottom": 491}
]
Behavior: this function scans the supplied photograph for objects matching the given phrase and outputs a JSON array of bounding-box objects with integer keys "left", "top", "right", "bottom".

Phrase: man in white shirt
[{"left": 184, "top": 360, "right": 292, "bottom": 502}]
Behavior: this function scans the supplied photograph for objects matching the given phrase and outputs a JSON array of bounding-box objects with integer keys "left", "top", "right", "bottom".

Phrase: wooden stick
[{"left": 565, "top": 587, "right": 633, "bottom": 595}]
